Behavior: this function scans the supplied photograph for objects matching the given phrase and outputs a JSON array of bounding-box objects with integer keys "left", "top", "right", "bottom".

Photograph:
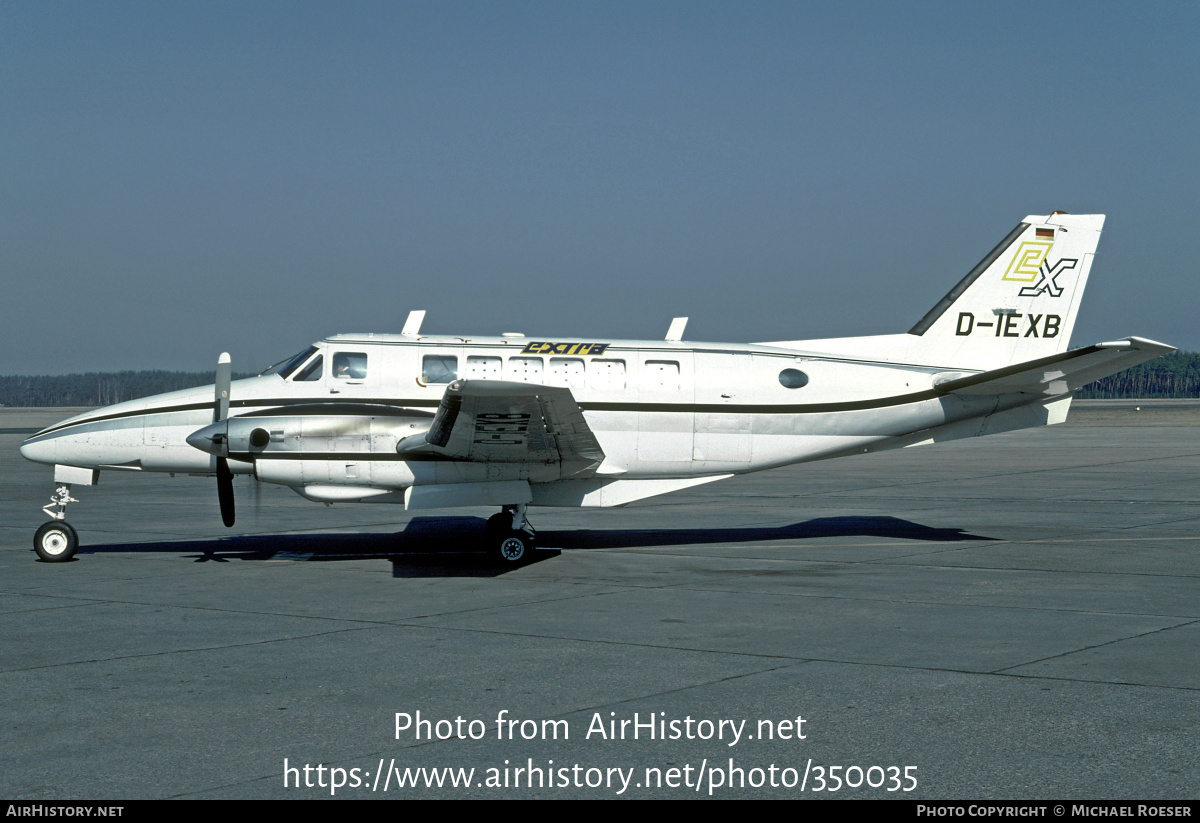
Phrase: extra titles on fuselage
[{"left": 520, "top": 341, "right": 610, "bottom": 356}]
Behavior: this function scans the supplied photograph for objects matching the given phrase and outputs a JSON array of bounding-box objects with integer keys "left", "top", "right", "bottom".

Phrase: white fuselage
[{"left": 21, "top": 331, "right": 1048, "bottom": 509}]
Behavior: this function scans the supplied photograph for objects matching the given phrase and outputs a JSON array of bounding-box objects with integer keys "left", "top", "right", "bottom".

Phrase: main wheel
[
  {"left": 493, "top": 530, "right": 534, "bottom": 565},
  {"left": 34, "top": 521, "right": 78, "bottom": 562},
  {"left": 485, "top": 512, "right": 511, "bottom": 538}
]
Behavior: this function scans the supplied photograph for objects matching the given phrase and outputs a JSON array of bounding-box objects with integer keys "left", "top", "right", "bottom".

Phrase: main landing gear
[
  {"left": 485, "top": 503, "right": 536, "bottom": 565},
  {"left": 34, "top": 484, "right": 79, "bottom": 562}
]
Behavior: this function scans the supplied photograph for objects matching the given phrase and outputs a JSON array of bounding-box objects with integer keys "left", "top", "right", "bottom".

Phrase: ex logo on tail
[
  {"left": 999, "top": 238, "right": 1077, "bottom": 298},
  {"left": 1017, "top": 258, "right": 1078, "bottom": 298}
]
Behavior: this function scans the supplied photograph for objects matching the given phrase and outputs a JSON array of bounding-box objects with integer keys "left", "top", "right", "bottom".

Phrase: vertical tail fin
[{"left": 908, "top": 213, "right": 1104, "bottom": 370}]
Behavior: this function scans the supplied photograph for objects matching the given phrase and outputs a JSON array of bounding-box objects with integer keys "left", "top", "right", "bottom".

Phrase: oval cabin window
[{"left": 778, "top": 368, "right": 809, "bottom": 389}]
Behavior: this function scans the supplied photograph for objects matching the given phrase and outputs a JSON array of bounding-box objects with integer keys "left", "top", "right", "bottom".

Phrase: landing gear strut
[
  {"left": 35, "top": 484, "right": 79, "bottom": 562},
  {"left": 487, "top": 503, "right": 536, "bottom": 565}
]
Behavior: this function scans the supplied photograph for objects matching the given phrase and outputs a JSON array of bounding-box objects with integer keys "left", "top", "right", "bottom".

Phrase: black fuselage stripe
[
  {"left": 29, "top": 391, "right": 950, "bottom": 440},
  {"left": 238, "top": 452, "right": 478, "bottom": 462}
]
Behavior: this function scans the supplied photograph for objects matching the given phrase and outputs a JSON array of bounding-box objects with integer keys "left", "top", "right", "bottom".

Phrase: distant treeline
[
  {"left": 1, "top": 353, "right": 1197, "bottom": 406},
  {"left": 1075, "top": 350, "right": 1200, "bottom": 399},
  {"left": 0, "top": 371, "right": 253, "bottom": 407}
]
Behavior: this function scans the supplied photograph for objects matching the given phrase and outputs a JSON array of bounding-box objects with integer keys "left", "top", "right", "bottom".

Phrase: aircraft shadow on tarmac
[{"left": 75, "top": 515, "right": 993, "bottom": 577}]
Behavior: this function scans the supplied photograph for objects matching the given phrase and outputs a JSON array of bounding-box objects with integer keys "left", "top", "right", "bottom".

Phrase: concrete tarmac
[{"left": 1, "top": 404, "right": 1197, "bottom": 799}]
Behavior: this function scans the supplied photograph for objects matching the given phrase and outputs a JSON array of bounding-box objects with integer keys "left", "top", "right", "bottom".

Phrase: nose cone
[
  {"left": 186, "top": 422, "right": 226, "bottom": 456},
  {"left": 20, "top": 435, "right": 56, "bottom": 465}
]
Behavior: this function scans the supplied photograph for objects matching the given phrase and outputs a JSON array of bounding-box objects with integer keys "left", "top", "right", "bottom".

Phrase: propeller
[{"left": 213, "top": 353, "right": 235, "bottom": 528}]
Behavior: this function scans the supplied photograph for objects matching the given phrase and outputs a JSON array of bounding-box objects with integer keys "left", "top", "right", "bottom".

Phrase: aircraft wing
[
  {"left": 396, "top": 379, "right": 605, "bottom": 477},
  {"left": 934, "top": 336, "right": 1175, "bottom": 397}
]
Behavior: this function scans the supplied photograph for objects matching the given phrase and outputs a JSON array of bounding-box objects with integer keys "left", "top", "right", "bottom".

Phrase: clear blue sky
[{"left": 3, "top": 1, "right": 1197, "bottom": 374}]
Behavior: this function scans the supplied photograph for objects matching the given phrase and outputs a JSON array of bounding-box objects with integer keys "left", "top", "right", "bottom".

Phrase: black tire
[
  {"left": 493, "top": 530, "right": 534, "bottom": 565},
  {"left": 485, "top": 512, "right": 511, "bottom": 538},
  {"left": 34, "top": 521, "right": 78, "bottom": 562}
]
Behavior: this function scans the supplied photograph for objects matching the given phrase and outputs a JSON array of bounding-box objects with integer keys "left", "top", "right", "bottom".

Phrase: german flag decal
[{"left": 1036, "top": 228, "right": 1054, "bottom": 239}]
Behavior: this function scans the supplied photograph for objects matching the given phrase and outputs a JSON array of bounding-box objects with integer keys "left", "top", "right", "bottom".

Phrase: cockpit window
[
  {"left": 273, "top": 346, "right": 319, "bottom": 379},
  {"left": 332, "top": 352, "right": 368, "bottom": 380},
  {"left": 294, "top": 355, "right": 323, "bottom": 382}
]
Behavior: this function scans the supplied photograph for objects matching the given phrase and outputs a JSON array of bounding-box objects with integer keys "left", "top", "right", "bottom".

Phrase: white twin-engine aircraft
[{"left": 21, "top": 214, "right": 1172, "bottom": 564}]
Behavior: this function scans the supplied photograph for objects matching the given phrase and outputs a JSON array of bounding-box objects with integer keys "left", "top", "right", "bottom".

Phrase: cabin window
[
  {"left": 589, "top": 359, "right": 626, "bottom": 391},
  {"left": 643, "top": 360, "right": 680, "bottom": 391},
  {"left": 465, "top": 356, "right": 502, "bottom": 378},
  {"left": 779, "top": 368, "right": 809, "bottom": 389},
  {"left": 422, "top": 355, "right": 458, "bottom": 384},
  {"left": 294, "top": 355, "right": 323, "bottom": 382},
  {"left": 506, "top": 357, "right": 544, "bottom": 382},
  {"left": 548, "top": 358, "right": 586, "bottom": 389},
  {"left": 332, "top": 352, "right": 368, "bottom": 379}
]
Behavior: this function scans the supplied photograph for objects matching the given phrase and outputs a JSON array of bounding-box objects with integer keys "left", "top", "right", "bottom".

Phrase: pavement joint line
[
  {"left": 557, "top": 660, "right": 809, "bottom": 719},
  {"left": 874, "top": 559, "right": 1200, "bottom": 580},
  {"left": 372, "top": 585, "right": 663, "bottom": 621},
  {"left": 1014, "top": 533, "right": 1200, "bottom": 544},
  {"left": 981, "top": 670, "right": 1200, "bottom": 692},
  {"left": 374, "top": 620, "right": 1200, "bottom": 693},
  {"left": 851, "top": 539, "right": 1200, "bottom": 572},
  {"left": 379, "top": 564, "right": 806, "bottom": 617},
  {"left": 0, "top": 583, "right": 645, "bottom": 632},
  {"left": 1, "top": 624, "right": 383, "bottom": 674},
  {"left": 666, "top": 582, "right": 1200, "bottom": 621},
  {"left": 1060, "top": 511, "right": 1200, "bottom": 535},
  {"left": 3, "top": 596, "right": 1200, "bottom": 695},
  {"left": 991, "top": 617, "right": 1200, "bottom": 676},
  {"left": 0, "top": 599, "right": 108, "bottom": 616}
]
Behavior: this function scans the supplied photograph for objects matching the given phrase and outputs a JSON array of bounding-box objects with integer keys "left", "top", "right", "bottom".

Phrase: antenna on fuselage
[
  {"left": 665, "top": 317, "right": 688, "bottom": 342},
  {"left": 402, "top": 310, "right": 427, "bottom": 336}
]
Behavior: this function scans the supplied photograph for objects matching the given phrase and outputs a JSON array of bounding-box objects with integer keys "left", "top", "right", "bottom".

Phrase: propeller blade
[
  {"left": 217, "top": 457, "right": 235, "bottom": 527},
  {"left": 214, "top": 352, "right": 231, "bottom": 423},
  {"left": 213, "top": 353, "right": 234, "bottom": 527}
]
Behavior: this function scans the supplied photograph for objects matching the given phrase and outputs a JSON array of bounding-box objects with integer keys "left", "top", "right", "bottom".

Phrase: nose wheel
[
  {"left": 34, "top": 482, "right": 81, "bottom": 562},
  {"left": 34, "top": 521, "right": 79, "bottom": 562}
]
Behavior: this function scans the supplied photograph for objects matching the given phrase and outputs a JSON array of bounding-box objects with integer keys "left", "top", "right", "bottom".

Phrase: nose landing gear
[{"left": 35, "top": 484, "right": 80, "bottom": 562}]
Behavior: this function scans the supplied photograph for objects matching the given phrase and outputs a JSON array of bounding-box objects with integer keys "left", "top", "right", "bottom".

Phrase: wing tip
[{"left": 1099, "top": 336, "right": 1176, "bottom": 356}]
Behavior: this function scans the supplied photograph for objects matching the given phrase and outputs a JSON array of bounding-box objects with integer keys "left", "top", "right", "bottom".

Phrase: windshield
[{"left": 261, "top": 346, "right": 320, "bottom": 379}]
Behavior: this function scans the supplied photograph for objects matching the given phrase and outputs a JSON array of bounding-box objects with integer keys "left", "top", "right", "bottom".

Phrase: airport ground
[{"left": 1, "top": 401, "right": 1197, "bottom": 799}]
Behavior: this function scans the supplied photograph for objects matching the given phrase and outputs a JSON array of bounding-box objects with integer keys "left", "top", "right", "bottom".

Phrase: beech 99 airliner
[{"left": 21, "top": 214, "right": 1171, "bottom": 564}]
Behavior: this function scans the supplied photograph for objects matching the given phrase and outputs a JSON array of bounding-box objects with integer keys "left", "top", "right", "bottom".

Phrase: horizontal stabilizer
[{"left": 934, "top": 337, "right": 1175, "bottom": 397}]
